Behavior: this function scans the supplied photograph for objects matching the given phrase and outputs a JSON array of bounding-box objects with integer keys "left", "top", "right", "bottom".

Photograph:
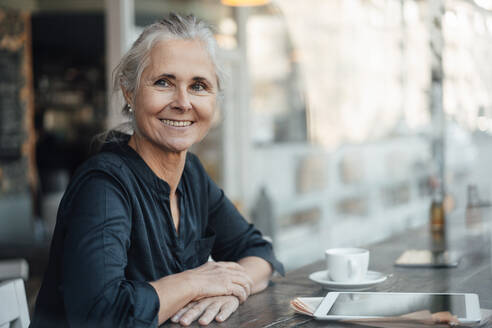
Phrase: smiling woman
[
  {"left": 30, "top": 13, "right": 283, "bottom": 328},
  {"left": 127, "top": 39, "right": 217, "bottom": 155}
]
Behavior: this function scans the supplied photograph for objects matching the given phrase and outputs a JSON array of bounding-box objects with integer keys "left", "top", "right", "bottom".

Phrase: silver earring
[{"left": 127, "top": 104, "right": 133, "bottom": 113}]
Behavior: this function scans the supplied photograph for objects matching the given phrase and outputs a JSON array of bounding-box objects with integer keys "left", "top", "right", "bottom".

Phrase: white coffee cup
[{"left": 325, "top": 248, "right": 369, "bottom": 282}]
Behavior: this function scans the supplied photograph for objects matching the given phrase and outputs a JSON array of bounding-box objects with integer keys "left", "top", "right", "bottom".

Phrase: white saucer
[{"left": 309, "top": 270, "right": 388, "bottom": 290}]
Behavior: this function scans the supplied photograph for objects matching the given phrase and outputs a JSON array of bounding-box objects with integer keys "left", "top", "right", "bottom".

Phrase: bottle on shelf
[{"left": 430, "top": 184, "right": 445, "bottom": 233}]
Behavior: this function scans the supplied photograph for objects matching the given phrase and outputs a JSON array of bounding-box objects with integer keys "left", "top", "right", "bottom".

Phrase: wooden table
[{"left": 164, "top": 207, "right": 492, "bottom": 327}]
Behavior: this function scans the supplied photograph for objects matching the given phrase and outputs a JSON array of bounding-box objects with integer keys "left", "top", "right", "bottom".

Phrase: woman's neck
[{"left": 128, "top": 134, "right": 186, "bottom": 195}]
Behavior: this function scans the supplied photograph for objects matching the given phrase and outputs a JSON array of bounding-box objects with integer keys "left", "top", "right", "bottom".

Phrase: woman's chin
[{"left": 158, "top": 140, "right": 193, "bottom": 154}]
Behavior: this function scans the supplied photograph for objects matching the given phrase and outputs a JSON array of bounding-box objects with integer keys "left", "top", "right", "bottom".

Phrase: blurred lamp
[{"left": 221, "top": 0, "right": 270, "bottom": 6}]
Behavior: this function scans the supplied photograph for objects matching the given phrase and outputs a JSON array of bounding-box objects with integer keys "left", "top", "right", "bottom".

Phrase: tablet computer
[
  {"left": 313, "top": 292, "right": 481, "bottom": 323},
  {"left": 394, "top": 250, "right": 460, "bottom": 268}
]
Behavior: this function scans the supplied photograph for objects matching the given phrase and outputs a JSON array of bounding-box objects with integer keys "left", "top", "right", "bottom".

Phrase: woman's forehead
[{"left": 145, "top": 39, "right": 216, "bottom": 81}]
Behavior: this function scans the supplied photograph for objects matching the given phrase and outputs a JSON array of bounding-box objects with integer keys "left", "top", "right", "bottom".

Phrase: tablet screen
[{"left": 327, "top": 293, "right": 466, "bottom": 317}]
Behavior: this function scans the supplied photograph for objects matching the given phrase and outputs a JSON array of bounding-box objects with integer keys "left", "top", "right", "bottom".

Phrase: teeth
[{"left": 161, "top": 119, "right": 192, "bottom": 127}]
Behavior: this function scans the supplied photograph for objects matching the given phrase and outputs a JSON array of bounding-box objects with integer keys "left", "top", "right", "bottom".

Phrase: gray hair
[{"left": 112, "top": 13, "right": 224, "bottom": 117}]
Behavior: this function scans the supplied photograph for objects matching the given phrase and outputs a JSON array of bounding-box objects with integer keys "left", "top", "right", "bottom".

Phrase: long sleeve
[
  {"left": 60, "top": 172, "right": 160, "bottom": 327},
  {"left": 206, "top": 175, "right": 285, "bottom": 276}
]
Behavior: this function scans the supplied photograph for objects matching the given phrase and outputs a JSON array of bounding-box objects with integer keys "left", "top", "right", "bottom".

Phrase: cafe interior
[{"left": 1, "top": 0, "right": 492, "bottom": 326}]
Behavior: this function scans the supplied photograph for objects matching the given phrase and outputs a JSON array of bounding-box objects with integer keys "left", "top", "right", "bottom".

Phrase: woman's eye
[
  {"left": 191, "top": 83, "right": 206, "bottom": 92},
  {"left": 154, "top": 79, "right": 170, "bottom": 87}
]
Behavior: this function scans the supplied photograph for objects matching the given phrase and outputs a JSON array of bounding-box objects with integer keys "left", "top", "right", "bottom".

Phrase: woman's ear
[{"left": 121, "top": 85, "right": 134, "bottom": 108}]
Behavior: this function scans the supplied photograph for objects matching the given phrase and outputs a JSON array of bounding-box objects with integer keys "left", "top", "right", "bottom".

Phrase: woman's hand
[
  {"left": 188, "top": 261, "right": 253, "bottom": 303},
  {"left": 170, "top": 296, "right": 239, "bottom": 326},
  {"left": 149, "top": 261, "right": 253, "bottom": 325}
]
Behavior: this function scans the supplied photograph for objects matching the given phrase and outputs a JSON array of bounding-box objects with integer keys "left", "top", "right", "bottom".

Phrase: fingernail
[
  {"left": 181, "top": 319, "right": 189, "bottom": 325},
  {"left": 217, "top": 315, "right": 223, "bottom": 321}
]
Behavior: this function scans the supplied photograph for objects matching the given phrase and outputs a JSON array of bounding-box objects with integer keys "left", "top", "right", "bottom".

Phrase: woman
[{"left": 31, "top": 14, "right": 283, "bottom": 327}]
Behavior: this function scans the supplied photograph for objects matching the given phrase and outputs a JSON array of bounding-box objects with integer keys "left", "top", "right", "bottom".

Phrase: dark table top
[{"left": 163, "top": 207, "right": 492, "bottom": 327}]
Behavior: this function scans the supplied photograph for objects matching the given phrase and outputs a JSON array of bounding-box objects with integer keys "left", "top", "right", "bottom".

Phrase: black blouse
[{"left": 30, "top": 134, "right": 284, "bottom": 328}]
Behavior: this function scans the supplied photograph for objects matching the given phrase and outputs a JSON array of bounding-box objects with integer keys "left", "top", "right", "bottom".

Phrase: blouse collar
[{"left": 100, "top": 131, "right": 185, "bottom": 196}]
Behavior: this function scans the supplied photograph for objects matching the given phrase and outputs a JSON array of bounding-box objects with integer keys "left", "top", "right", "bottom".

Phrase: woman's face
[{"left": 129, "top": 39, "right": 218, "bottom": 153}]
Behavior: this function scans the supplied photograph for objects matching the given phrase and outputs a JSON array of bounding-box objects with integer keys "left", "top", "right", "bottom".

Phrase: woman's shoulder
[
  {"left": 185, "top": 151, "right": 200, "bottom": 166},
  {"left": 66, "top": 149, "right": 134, "bottom": 195},
  {"left": 184, "top": 152, "right": 209, "bottom": 178},
  {"left": 76, "top": 131, "right": 133, "bottom": 177},
  {"left": 78, "top": 151, "right": 128, "bottom": 176}
]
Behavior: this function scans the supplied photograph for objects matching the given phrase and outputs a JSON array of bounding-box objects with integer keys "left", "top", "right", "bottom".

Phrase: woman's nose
[{"left": 171, "top": 87, "right": 192, "bottom": 111}]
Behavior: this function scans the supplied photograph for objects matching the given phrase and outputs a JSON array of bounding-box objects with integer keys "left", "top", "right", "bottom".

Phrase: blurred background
[{"left": 1, "top": 0, "right": 492, "bottom": 312}]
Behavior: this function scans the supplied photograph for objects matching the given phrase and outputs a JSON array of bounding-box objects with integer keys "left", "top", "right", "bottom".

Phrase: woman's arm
[
  {"left": 149, "top": 261, "right": 253, "bottom": 325},
  {"left": 238, "top": 256, "right": 273, "bottom": 294},
  {"left": 61, "top": 173, "right": 161, "bottom": 327},
  {"left": 147, "top": 271, "right": 196, "bottom": 325}
]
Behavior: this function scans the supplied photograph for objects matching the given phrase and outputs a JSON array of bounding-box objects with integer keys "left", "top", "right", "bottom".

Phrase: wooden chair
[{"left": 0, "top": 279, "right": 30, "bottom": 328}]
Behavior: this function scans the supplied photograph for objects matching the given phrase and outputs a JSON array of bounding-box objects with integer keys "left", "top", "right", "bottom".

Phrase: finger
[
  {"left": 229, "top": 283, "right": 247, "bottom": 303},
  {"left": 228, "top": 271, "right": 253, "bottom": 297},
  {"left": 216, "top": 298, "right": 239, "bottom": 322},
  {"left": 198, "top": 301, "right": 222, "bottom": 326},
  {"left": 180, "top": 299, "right": 213, "bottom": 326},
  {"left": 237, "top": 280, "right": 251, "bottom": 298},
  {"left": 241, "top": 275, "right": 252, "bottom": 296},
  {"left": 203, "top": 266, "right": 252, "bottom": 299},
  {"left": 170, "top": 302, "right": 197, "bottom": 323},
  {"left": 233, "top": 271, "right": 253, "bottom": 297}
]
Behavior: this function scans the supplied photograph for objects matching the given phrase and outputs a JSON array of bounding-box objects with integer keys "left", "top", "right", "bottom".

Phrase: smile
[{"left": 160, "top": 119, "right": 193, "bottom": 127}]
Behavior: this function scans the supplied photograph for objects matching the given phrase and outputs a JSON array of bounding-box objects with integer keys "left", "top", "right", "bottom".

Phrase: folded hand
[
  {"left": 170, "top": 296, "right": 239, "bottom": 326},
  {"left": 188, "top": 261, "right": 253, "bottom": 303}
]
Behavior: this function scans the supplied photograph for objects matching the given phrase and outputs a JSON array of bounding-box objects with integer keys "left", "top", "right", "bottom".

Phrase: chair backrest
[
  {"left": 0, "top": 279, "right": 30, "bottom": 328},
  {"left": 0, "top": 259, "right": 29, "bottom": 282}
]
